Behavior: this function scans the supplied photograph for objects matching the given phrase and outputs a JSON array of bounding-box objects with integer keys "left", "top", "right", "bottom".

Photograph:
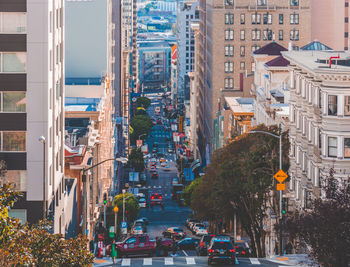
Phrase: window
[
  {"left": 345, "top": 138, "right": 350, "bottom": 158},
  {"left": 346, "top": 32, "right": 349, "bottom": 38},
  {"left": 263, "top": 13, "right": 272, "bottom": 24},
  {"left": 225, "top": 13, "right": 234, "bottom": 24},
  {"left": 225, "top": 0, "right": 234, "bottom": 6},
  {"left": 224, "top": 61, "right": 234, "bottom": 73},
  {"left": 279, "top": 14, "right": 284, "bottom": 24},
  {"left": 0, "top": 92, "right": 26, "bottom": 112},
  {"left": 345, "top": 17, "right": 349, "bottom": 23},
  {"left": 328, "top": 137, "right": 337, "bottom": 157},
  {"left": 252, "top": 45, "right": 260, "bottom": 52},
  {"left": 290, "top": 0, "right": 299, "bottom": 6},
  {"left": 225, "top": 29, "right": 234, "bottom": 40},
  {"left": 126, "top": 237, "right": 137, "bottom": 244},
  {"left": 290, "top": 13, "right": 299, "bottom": 24},
  {"left": 328, "top": 95, "right": 337, "bottom": 115},
  {"left": 240, "top": 14, "right": 245, "bottom": 24},
  {"left": 224, "top": 77, "right": 234, "bottom": 89},
  {"left": 252, "top": 13, "right": 261, "bottom": 24},
  {"left": 240, "top": 46, "right": 245, "bottom": 56},
  {"left": 279, "top": 30, "right": 283, "bottom": 40},
  {"left": 0, "top": 12, "right": 26, "bottom": 33},
  {"left": 1, "top": 53, "right": 26, "bottom": 73},
  {"left": 240, "top": 30, "right": 245, "bottom": 40},
  {"left": 252, "top": 29, "right": 261, "bottom": 40},
  {"left": 0, "top": 131, "right": 26, "bottom": 152},
  {"left": 257, "top": 0, "right": 266, "bottom": 6},
  {"left": 290, "top": 29, "right": 299, "bottom": 40},
  {"left": 225, "top": 45, "right": 234, "bottom": 56},
  {"left": 240, "top": 62, "right": 245, "bottom": 70},
  {"left": 345, "top": 96, "right": 350, "bottom": 116},
  {"left": 263, "top": 29, "right": 273, "bottom": 40}
]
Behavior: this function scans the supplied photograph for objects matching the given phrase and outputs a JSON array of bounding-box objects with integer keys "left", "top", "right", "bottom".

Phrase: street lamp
[
  {"left": 81, "top": 157, "right": 128, "bottom": 236},
  {"left": 38, "top": 136, "right": 46, "bottom": 220},
  {"left": 121, "top": 189, "right": 133, "bottom": 222},
  {"left": 249, "top": 126, "right": 283, "bottom": 255},
  {"left": 138, "top": 133, "right": 147, "bottom": 140},
  {"left": 113, "top": 206, "right": 119, "bottom": 238}
]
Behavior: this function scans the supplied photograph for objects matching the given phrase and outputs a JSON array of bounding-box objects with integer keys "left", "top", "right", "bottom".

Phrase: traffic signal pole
[{"left": 279, "top": 131, "right": 283, "bottom": 255}]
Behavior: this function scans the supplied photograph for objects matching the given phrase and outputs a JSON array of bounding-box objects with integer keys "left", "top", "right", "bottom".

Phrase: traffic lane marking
[
  {"left": 121, "top": 258, "right": 130, "bottom": 266},
  {"left": 143, "top": 258, "right": 152, "bottom": 265},
  {"left": 182, "top": 250, "right": 188, "bottom": 256},
  {"left": 186, "top": 257, "right": 196, "bottom": 264},
  {"left": 164, "top": 257, "right": 174, "bottom": 265},
  {"left": 250, "top": 257, "right": 261, "bottom": 264}
]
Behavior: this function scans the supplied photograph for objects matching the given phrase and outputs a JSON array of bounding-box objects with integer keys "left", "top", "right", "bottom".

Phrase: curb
[{"left": 265, "top": 258, "right": 299, "bottom": 266}]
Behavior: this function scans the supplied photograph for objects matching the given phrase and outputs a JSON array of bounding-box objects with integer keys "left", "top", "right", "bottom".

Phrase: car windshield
[
  {"left": 139, "top": 198, "right": 146, "bottom": 202},
  {"left": 211, "top": 241, "right": 233, "bottom": 250},
  {"left": 195, "top": 224, "right": 205, "bottom": 228},
  {"left": 198, "top": 227, "right": 206, "bottom": 230},
  {"left": 173, "top": 228, "right": 183, "bottom": 232}
]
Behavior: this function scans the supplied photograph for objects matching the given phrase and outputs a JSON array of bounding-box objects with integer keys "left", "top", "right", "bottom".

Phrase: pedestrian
[
  {"left": 111, "top": 240, "right": 117, "bottom": 264},
  {"left": 171, "top": 236, "right": 177, "bottom": 256},
  {"left": 155, "top": 237, "right": 161, "bottom": 257}
]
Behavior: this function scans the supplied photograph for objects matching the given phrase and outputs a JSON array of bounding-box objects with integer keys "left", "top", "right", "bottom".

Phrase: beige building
[
  {"left": 282, "top": 50, "right": 350, "bottom": 211},
  {"left": 195, "top": 0, "right": 311, "bottom": 162},
  {"left": 311, "top": 0, "right": 349, "bottom": 51}
]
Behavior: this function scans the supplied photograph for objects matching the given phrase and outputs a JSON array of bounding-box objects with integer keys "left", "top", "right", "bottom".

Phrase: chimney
[{"left": 272, "top": 32, "right": 275, "bottom": 42}]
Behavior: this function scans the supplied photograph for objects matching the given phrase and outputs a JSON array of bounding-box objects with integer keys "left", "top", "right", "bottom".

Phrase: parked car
[
  {"left": 176, "top": 238, "right": 200, "bottom": 250},
  {"left": 172, "top": 178, "right": 179, "bottom": 185},
  {"left": 186, "top": 219, "right": 200, "bottom": 229},
  {"left": 195, "top": 226, "right": 208, "bottom": 236},
  {"left": 138, "top": 198, "right": 147, "bottom": 208},
  {"left": 116, "top": 235, "right": 172, "bottom": 257},
  {"left": 207, "top": 237, "right": 236, "bottom": 265},
  {"left": 192, "top": 223, "right": 206, "bottom": 233},
  {"left": 164, "top": 165, "right": 170, "bottom": 171},
  {"left": 162, "top": 227, "right": 186, "bottom": 240},
  {"left": 133, "top": 220, "right": 147, "bottom": 233},
  {"left": 196, "top": 234, "right": 216, "bottom": 256}
]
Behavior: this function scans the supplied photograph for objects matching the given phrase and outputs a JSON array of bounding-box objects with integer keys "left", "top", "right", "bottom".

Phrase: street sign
[
  {"left": 132, "top": 97, "right": 137, "bottom": 102},
  {"left": 277, "top": 183, "right": 286, "bottom": 191},
  {"left": 121, "top": 222, "right": 127, "bottom": 234},
  {"left": 121, "top": 222, "right": 127, "bottom": 228},
  {"left": 274, "top": 169, "right": 288, "bottom": 183},
  {"left": 136, "top": 139, "right": 143, "bottom": 148}
]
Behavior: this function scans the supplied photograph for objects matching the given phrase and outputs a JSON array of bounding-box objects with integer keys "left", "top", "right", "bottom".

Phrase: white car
[
  {"left": 192, "top": 223, "right": 206, "bottom": 233},
  {"left": 132, "top": 225, "right": 143, "bottom": 235},
  {"left": 195, "top": 227, "right": 208, "bottom": 236},
  {"left": 138, "top": 198, "right": 147, "bottom": 208}
]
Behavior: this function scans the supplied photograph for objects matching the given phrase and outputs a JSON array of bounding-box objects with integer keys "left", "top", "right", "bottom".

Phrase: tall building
[
  {"left": 176, "top": 1, "right": 199, "bottom": 104},
  {"left": 0, "top": 0, "right": 66, "bottom": 233},
  {"left": 283, "top": 50, "right": 350, "bottom": 210},
  {"left": 195, "top": 0, "right": 311, "bottom": 163},
  {"left": 311, "top": 0, "right": 349, "bottom": 51}
]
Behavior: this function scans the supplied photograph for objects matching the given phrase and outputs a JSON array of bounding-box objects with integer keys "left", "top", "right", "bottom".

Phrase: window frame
[
  {"left": 328, "top": 95, "right": 338, "bottom": 116},
  {"left": 328, "top": 136, "right": 337, "bottom": 158}
]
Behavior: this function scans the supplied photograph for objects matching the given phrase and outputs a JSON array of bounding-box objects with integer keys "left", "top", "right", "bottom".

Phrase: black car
[
  {"left": 151, "top": 172, "right": 159, "bottom": 179},
  {"left": 234, "top": 241, "right": 250, "bottom": 257},
  {"left": 176, "top": 238, "right": 199, "bottom": 250},
  {"left": 196, "top": 234, "right": 216, "bottom": 256},
  {"left": 208, "top": 238, "right": 236, "bottom": 265}
]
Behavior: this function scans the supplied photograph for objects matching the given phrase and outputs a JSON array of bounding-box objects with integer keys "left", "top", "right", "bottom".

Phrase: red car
[{"left": 116, "top": 235, "right": 171, "bottom": 257}]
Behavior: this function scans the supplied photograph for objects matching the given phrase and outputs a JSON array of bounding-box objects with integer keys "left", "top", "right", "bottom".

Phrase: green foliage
[
  {"left": 136, "top": 97, "right": 151, "bottom": 109},
  {"left": 113, "top": 193, "right": 140, "bottom": 224},
  {"left": 135, "top": 107, "right": 147, "bottom": 116},
  {"left": 190, "top": 125, "right": 289, "bottom": 257},
  {"left": 130, "top": 114, "right": 153, "bottom": 145},
  {"left": 182, "top": 178, "right": 201, "bottom": 207},
  {"left": 284, "top": 169, "right": 350, "bottom": 267},
  {"left": 128, "top": 148, "right": 145, "bottom": 172},
  {"left": 0, "top": 183, "right": 94, "bottom": 266}
]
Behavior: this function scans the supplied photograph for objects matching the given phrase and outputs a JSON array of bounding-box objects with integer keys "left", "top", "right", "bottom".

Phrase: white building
[
  {"left": 156, "top": 1, "right": 177, "bottom": 15},
  {"left": 176, "top": 1, "right": 199, "bottom": 104},
  {"left": 0, "top": 0, "right": 66, "bottom": 234},
  {"left": 283, "top": 50, "right": 350, "bottom": 210}
]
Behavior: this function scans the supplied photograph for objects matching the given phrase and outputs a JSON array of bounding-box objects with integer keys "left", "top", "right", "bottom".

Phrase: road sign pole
[{"left": 279, "top": 129, "right": 283, "bottom": 256}]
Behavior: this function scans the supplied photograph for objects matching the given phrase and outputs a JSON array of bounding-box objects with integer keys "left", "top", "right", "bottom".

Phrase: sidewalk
[
  {"left": 266, "top": 254, "right": 319, "bottom": 266},
  {"left": 94, "top": 257, "right": 120, "bottom": 266}
]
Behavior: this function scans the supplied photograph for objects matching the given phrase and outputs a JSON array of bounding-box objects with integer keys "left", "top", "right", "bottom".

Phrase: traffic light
[
  {"left": 282, "top": 198, "right": 288, "bottom": 214},
  {"left": 103, "top": 193, "right": 107, "bottom": 205}
]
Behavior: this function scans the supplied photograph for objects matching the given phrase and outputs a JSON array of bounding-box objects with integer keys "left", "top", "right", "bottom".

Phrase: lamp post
[
  {"left": 122, "top": 189, "right": 133, "bottom": 222},
  {"left": 249, "top": 127, "right": 283, "bottom": 255},
  {"left": 81, "top": 157, "right": 128, "bottom": 236},
  {"left": 38, "top": 136, "right": 46, "bottom": 220},
  {"left": 138, "top": 133, "right": 147, "bottom": 140},
  {"left": 113, "top": 206, "right": 119, "bottom": 238}
]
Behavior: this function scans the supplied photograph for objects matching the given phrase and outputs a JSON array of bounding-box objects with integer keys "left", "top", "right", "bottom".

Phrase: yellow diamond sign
[{"left": 274, "top": 169, "right": 288, "bottom": 183}]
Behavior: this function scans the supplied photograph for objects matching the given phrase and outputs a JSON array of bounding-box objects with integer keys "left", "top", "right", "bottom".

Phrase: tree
[
  {"left": 190, "top": 125, "right": 289, "bottom": 257},
  {"left": 130, "top": 114, "right": 153, "bottom": 145},
  {"left": 113, "top": 193, "right": 140, "bottom": 224},
  {"left": 0, "top": 183, "right": 94, "bottom": 266},
  {"left": 136, "top": 97, "right": 151, "bottom": 109},
  {"left": 182, "top": 178, "right": 201, "bottom": 207},
  {"left": 135, "top": 107, "right": 147, "bottom": 116},
  {"left": 128, "top": 148, "right": 145, "bottom": 173},
  {"left": 284, "top": 169, "right": 350, "bottom": 267}
]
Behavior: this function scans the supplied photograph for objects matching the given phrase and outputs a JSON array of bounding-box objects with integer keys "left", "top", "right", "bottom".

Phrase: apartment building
[
  {"left": 311, "top": 0, "right": 350, "bottom": 51},
  {"left": 0, "top": 0, "right": 66, "bottom": 233},
  {"left": 176, "top": 1, "right": 199, "bottom": 104},
  {"left": 195, "top": 0, "right": 310, "bottom": 163},
  {"left": 283, "top": 50, "right": 350, "bottom": 210}
]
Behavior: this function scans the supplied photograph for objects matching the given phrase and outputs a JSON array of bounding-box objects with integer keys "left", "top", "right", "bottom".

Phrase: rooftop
[
  {"left": 65, "top": 97, "right": 101, "bottom": 112},
  {"left": 301, "top": 40, "right": 332, "bottom": 51},
  {"left": 225, "top": 97, "right": 255, "bottom": 114},
  {"left": 253, "top": 42, "right": 287, "bottom": 56},
  {"left": 282, "top": 51, "right": 350, "bottom": 74},
  {"left": 265, "top": 55, "right": 290, "bottom": 67},
  {"left": 138, "top": 40, "right": 171, "bottom": 49}
]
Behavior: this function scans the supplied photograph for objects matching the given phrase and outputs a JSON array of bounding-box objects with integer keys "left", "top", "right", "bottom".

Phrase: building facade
[
  {"left": 0, "top": 0, "right": 66, "bottom": 234},
  {"left": 283, "top": 50, "right": 350, "bottom": 211},
  {"left": 176, "top": 1, "right": 199, "bottom": 104},
  {"left": 311, "top": 0, "right": 349, "bottom": 51},
  {"left": 195, "top": 0, "right": 311, "bottom": 163}
]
